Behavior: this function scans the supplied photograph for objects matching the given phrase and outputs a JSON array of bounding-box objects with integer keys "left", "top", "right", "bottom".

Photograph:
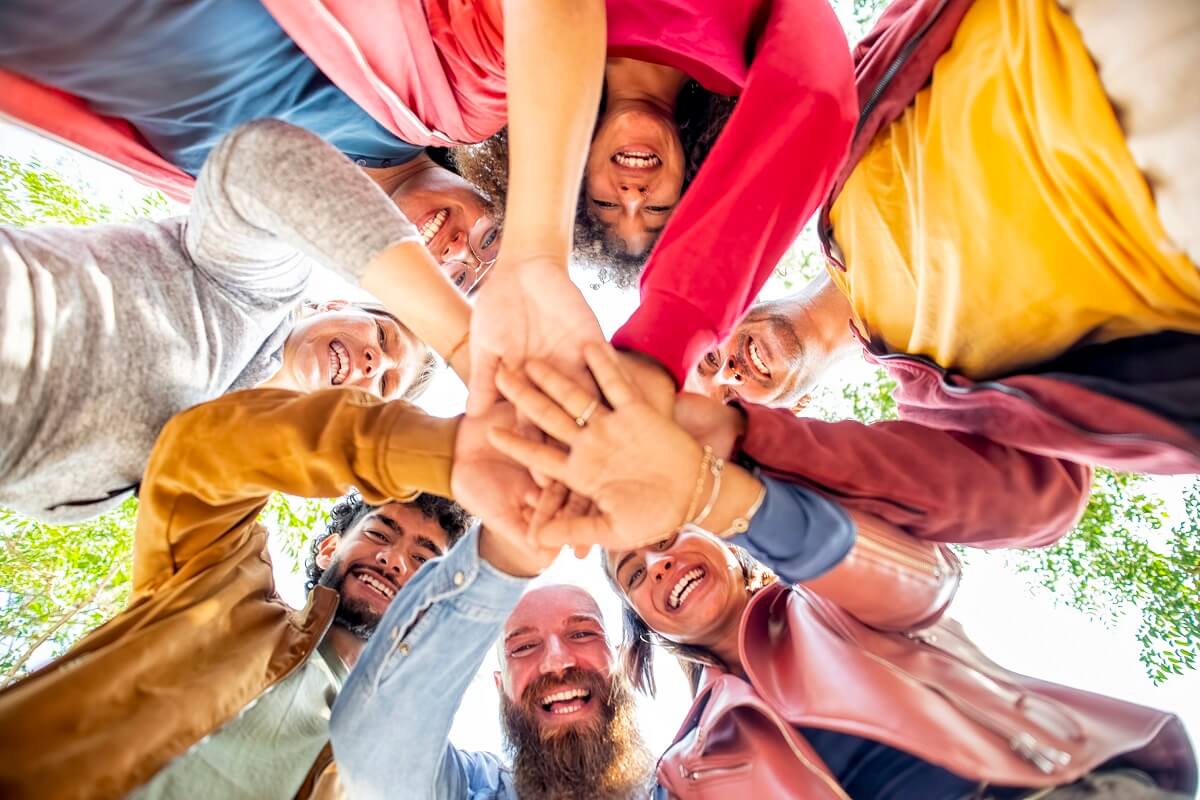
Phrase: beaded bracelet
[
  {"left": 682, "top": 446, "right": 715, "bottom": 525},
  {"left": 446, "top": 330, "right": 470, "bottom": 365}
]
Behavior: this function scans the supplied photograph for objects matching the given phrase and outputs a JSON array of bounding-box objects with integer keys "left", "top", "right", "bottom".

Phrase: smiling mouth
[
  {"left": 328, "top": 340, "right": 350, "bottom": 386},
  {"left": 612, "top": 150, "right": 661, "bottom": 170},
  {"left": 745, "top": 337, "right": 771, "bottom": 380},
  {"left": 669, "top": 567, "right": 706, "bottom": 610},
  {"left": 350, "top": 567, "right": 398, "bottom": 601},
  {"left": 420, "top": 208, "right": 449, "bottom": 244},
  {"left": 539, "top": 686, "right": 593, "bottom": 716}
]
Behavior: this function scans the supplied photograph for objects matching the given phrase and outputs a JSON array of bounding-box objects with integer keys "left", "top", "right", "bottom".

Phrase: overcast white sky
[{"left": 3, "top": 122, "right": 1195, "bottom": 769}]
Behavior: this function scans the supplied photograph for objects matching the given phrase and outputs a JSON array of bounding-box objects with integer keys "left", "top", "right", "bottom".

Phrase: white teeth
[
  {"left": 613, "top": 151, "right": 661, "bottom": 169},
  {"left": 669, "top": 568, "right": 705, "bottom": 609},
  {"left": 329, "top": 341, "right": 350, "bottom": 385},
  {"left": 748, "top": 340, "right": 769, "bottom": 376},
  {"left": 540, "top": 687, "right": 590, "bottom": 706},
  {"left": 420, "top": 208, "right": 449, "bottom": 243},
  {"left": 354, "top": 571, "right": 395, "bottom": 599}
]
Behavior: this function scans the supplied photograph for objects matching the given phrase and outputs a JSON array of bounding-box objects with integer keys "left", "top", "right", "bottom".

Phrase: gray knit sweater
[{"left": 0, "top": 119, "right": 420, "bottom": 522}]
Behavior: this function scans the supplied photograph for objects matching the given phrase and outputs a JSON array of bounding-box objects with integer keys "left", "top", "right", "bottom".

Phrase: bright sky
[{"left": 3, "top": 121, "right": 1196, "bottom": 769}]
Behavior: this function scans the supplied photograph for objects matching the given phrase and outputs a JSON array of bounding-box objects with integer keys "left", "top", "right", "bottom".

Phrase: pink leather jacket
[{"left": 657, "top": 580, "right": 1196, "bottom": 798}]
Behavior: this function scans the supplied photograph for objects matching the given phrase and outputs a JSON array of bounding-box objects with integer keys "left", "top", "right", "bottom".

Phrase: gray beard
[{"left": 500, "top": 670, "right": 654, "bottom": 800}]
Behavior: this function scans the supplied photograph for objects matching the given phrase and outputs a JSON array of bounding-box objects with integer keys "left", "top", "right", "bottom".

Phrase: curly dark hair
[
  {"left": 451, "top": 83, "right": 738, "bottom": 289},
  {"left": 304, "top": 490, "right": 475, "bottom": 592},
  {"left": 603, "top": 541, "right": 776, "bottom": 696}
]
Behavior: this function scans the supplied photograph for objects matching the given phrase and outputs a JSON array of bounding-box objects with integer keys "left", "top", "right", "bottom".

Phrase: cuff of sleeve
[
  {"left": 377, "top": 404, "right": 460, "bottom": 502},
  {"left": 734, "top": 404, "right": 811, "bottom": 467},
  {"left": 612, "top": 291, "right": 717, "bottom": 387},
  {"left": 412, "top": 524, "right": 531, "bottom": 620}
]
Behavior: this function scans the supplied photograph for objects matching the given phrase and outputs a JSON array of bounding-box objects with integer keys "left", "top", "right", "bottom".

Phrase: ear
[
  {"left": 304, "top": 299, "right": 349, "bottom": 316},
  {"left": 789, "top": 394, "right": 813, "bottom": 416},
  {"left": 315, "top": 533, "right": 341, "bottom": 570},
  {"left": 493, "top": 670, "right": 503, "bottom": 692}
]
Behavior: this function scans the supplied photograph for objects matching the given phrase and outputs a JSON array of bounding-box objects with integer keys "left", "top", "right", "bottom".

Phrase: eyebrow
[
  {"left": 613, "top": 552, "right": 636, "bottom": 582},
  {"left": 565, "top": 614, "right": 603, "bottom": 628},
  {"left": 505, "top": 625, "right": 537, "bottom": 643}
]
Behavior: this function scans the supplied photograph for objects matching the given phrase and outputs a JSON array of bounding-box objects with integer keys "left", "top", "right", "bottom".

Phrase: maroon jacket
[{"left": 815, "top": 0, "right": 1200, "bottom": 475}]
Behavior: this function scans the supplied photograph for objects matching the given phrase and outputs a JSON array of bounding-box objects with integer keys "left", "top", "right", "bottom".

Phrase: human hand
[
  {"left": 487, "top": 342, "right": 706, "bottom": 553},
  {"left": 465, "top": 257, "right": 604, "bottom": 415},
  {"left": 612, "top": 350, "right": 676, "bottom": 417},
  {"left": 673, "top": 393, "right": 746, "bottom": 461}
]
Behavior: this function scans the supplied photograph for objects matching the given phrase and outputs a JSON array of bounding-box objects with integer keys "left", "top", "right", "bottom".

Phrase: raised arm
[
  {"left": 737, "top": 404, "right": 1093, "bottom": 549},
  {"left": 612, "top": 0, "right": 857, "bottom": 384},
  {"left": 189, "top": 119, "right": 472, "bottom": 373},
  {"left": 132, "top": 388, "right": 457, "bottom": 595}
]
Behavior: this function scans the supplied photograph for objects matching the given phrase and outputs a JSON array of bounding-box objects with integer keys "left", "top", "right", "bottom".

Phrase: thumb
[{"left": 466, "top": 350, "right": 501, "bottom": 416}]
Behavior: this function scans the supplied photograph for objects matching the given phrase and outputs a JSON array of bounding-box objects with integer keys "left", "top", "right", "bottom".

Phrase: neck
[
  {"left": 705, "top": 590, "right": 753, "bottom": 677},
  {"left": 603, "top": 57, "right": 689, "bottom": 115},
  {"left": 325, "top": 624, "right": 366, "bottom": 670},
  {"left": 362, "top": 153, "right": 439, "bottom": 198}
]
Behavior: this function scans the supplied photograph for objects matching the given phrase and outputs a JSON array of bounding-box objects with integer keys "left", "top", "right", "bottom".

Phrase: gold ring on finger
[{"left": 575, "top": 398, "right": 601, "bottom": 428}]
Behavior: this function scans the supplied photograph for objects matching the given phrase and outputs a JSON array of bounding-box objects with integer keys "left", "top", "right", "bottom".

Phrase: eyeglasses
[{"left": 445, "top": 225, "right": 499, "bottom": 294}]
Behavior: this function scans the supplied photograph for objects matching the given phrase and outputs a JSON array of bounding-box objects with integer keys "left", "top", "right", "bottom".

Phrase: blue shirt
[{"left": 0, "top": 0, "right": 424, "bottom": 174}]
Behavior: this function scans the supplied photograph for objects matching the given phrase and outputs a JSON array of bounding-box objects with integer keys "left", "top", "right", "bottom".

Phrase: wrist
[
  {"left": 477, "top": 527, "right": 543, "bottom": 578},
  {"left": 704, "top": 465, "right": 764, "bottom": 539}
]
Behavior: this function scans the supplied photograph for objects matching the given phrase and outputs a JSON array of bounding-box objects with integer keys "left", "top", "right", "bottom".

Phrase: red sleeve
[
  {"left": 611, "top": 0, "right": 856, "bottom": 384},
  {"left": 737, "top": 405, "right": 1093, "bottom": 549}
]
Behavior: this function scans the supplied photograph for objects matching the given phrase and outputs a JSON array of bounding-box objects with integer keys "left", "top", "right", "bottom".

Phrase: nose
[
  {"left": 540, "top": 634, "right": 576, "bottom": 675},
  {"left": 376, "top": 547, "right": 411, "bottom": 579},
  {"left": 617, "top": 182, "right": 648, "bottom": 211},
  {"left": 646, "top": 551, "right": 675, "bottom": 584},
  {"left": 441, "top": 230, "right": 471, "bottom": 263},
  {"left": 715, "top": 357, "right": 745, "bottom": 386}
]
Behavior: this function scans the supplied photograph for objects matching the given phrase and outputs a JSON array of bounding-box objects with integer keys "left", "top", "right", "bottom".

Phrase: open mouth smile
[
  {"left": 328, "top": 340, "right": 351, "bottom": 386},
  {"left": 744, "top": 336, "right": 771, "bottom": 381},
  {"left": 420, "top": 208, "right": 449, "bottom": 245},
  {"left": 612, "top": 149, "right": 661, "bottom": 170},
  {"left": 668, "top": 567, "right": 706, "bottom": 610},
  {"left": 350, "top": 567, "right": 398, "bottom": 602},
  {"left": 539, "top": 686, "right": 594, "bottom": 716}
]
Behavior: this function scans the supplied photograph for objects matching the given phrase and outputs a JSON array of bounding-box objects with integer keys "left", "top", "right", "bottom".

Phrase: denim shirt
[
  {"left": 330, "top": 480, "right": 856, "bottom": 799},
  {"left": 330, "top": 525, "right": 526, "bottom": 800}
]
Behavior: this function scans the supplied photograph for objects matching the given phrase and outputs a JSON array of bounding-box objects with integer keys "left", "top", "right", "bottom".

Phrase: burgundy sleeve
[
  {"left": 737, "top": 405, "right": 1093, "bottom": 549},
  {"left": 611, "top": 0, "right": 857, "bottom": 384}
]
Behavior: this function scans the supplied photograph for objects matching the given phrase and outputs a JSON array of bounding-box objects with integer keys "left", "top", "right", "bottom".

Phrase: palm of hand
[
  {"left": 468, "top": 258, "right": 604, "bottom": 412},
  {"left": 558, "top": 404, "right": 702, "bottom": 550}
]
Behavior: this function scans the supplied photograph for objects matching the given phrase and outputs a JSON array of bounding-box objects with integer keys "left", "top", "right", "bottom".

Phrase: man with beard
[
  {"left": 332, "top": 570, "right": 655, "bottom": 799},
  {"left": 0, "top": 387, "right": 535, "bottom": 799}
]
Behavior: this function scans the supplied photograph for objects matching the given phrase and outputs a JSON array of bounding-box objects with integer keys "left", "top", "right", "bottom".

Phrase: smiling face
[
  {"left": 583, "top": 105, "right": 685, "bottom": 258},
  {"left": 391, "top": 165, "right": 501, "bottom": 294},
  {"left": 315, "top": 503, "right": 451, "bottom": 639},
  {"left": 498, "top": 585, "right": 614, "bottom": 735},
  {"left": 689, "top": 310, "right": 810, "bottom": 408},
  {"left": 606, "top": 528, "right": 748, "bottom": 649},
  {"left": 278, "top": 302, "right": 427, "bottom": 400}
]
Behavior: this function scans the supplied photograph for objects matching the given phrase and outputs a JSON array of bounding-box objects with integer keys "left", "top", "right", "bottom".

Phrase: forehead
[
  {"left": 351, "top": 502, "right": 449, "bottom": 548},
  {"left": 505, "top": 585, "right": 604, "bottom": 635}
]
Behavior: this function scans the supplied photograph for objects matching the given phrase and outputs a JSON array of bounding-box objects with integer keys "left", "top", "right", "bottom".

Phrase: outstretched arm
[
  {"left": 612, "top": 0, "right": 857, "bottom": 384},
  {"left": 189, "top": 119, "right": 472, "bottom": 373}
]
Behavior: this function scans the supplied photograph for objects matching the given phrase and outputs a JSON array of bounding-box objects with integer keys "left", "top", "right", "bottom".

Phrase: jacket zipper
[
  {"left": 681, "top": 762, "right": 751, "bottom": 781},
  {"left": 834, "top": 621, "right": 1073, "bottom": 774},
  {"left": 856, "top": 0, "right": 956, "bottom": 134}
]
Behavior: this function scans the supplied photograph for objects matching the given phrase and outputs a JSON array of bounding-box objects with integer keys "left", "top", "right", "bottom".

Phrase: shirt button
[
  {"left": 453, "top": 571, "right": 465, "bottom": 587},
  {"left": 397, "top": 642, "right": 411, "bottom": 657},
  {"left": 389, "top": 627, "right": 399, "bottom": 642},
  {"left": 355, "top": 158, "right": 367, "bottom": 166},
  {"left": 380, "top": 159, "right": 392, "bottom": 167}
]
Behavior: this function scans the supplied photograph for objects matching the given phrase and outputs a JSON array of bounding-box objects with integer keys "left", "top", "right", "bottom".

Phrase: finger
[
  {"left": 524, "top": 360, "right": 610, "bottom": 431},
  {"left": 582, "top": 343, "right": 641, "bottom": 409},
  {"left": 530, "top": 481, "right": 570, "bottom": 533},
  {"left": 534, "top": 514, "right": 611, "bottom": 551},
  {"left": 466, "top": 351, "right": 501, "bottom": 416},
  {"left": 572, "top": 544, "right": 592, "bottom": 559},
  {"left": 488, "top": 428, "right": 570, "bottom": 481},
  {"left": 496, "top": 366, "right": 584, "bottom": 446}
]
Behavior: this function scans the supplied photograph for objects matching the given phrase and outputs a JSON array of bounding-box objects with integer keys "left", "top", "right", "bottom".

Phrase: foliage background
[{"left": 0, "top": 0, "right": 1195, "bottom": 708}]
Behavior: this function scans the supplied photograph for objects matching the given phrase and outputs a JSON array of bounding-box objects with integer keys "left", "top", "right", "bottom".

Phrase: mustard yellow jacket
[{"left": 0, "top": 388, "right": 458, "bottom": 799}]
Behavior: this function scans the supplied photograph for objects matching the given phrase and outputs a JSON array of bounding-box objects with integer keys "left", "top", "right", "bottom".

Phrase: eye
[
  {"left": 570, "top": 630, "right": 598, "bottom": 640},
  {"left": 376, "top": 319, "right": 387, "bottom": 350},
  {"left": 510, "top": 642, "right": 536, "bottom": 656},
  {"left": 655, "top": 533, "right": 676, "bottom": 551},
  {"left": 625, "top": 565, "right": 645, "bottom": 589},
  {"left": 481, "top": 226, "right": 499, "bottom": 250},
  {"left": 704, "top": 351, "right": 720, "bottom": 369},
  {"left": 365, "top": 529, "right": 387, "bottom": 542},
  {"left": 379, "top": 371, "right": 394, "bottom": 399},
  {"left": 646, "top": 205, "right": 672, "bottom": 213},
  {"left": 452, "top": 269, "right": 468, "bottom": 288},
  {"left": 590, "top": 198, "right": 619, "bottom": 209},
  {"left": 411, "top": 553, "right": 428, "bottom": 566}
]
